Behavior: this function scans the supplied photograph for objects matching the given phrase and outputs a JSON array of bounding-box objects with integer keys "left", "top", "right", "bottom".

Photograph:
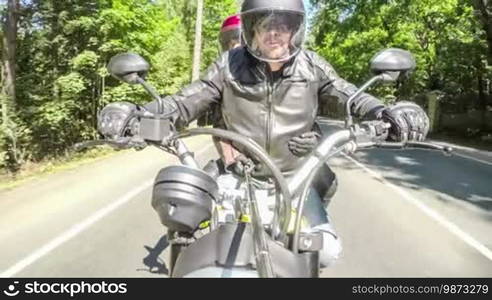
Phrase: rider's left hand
[
  {"left": 380, "top": 101, "right": 430, "bottom": 142},
  {"left": 288, "top": 131, "right": 321, "bottom": 157}
]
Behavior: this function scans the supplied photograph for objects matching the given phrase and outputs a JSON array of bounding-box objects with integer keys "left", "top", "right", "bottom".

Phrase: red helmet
[{"left": 219, "top": 14, "right": 242, "bottom": 51}]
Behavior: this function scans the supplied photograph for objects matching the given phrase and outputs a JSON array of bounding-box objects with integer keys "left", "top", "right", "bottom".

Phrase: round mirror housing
[
  {"left": 107, "top": 53, "right": 150, "bottom": 84},
  {"left": 370, "top": 48, "right": 415, "bottom": 82}
]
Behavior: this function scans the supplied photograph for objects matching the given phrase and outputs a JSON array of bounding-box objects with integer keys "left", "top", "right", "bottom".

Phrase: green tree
[
  {"left": 310, "top": 0, "right": 489, "bottom": 106},
  {"left": 1, "top": 0, "right": 240, "bottom": 173}
]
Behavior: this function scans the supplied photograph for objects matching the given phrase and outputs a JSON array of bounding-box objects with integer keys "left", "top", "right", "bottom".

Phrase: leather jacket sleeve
[
  {"left": 312, "top": 52, "right": 385, "bottom": 119},
  {"left": 173, "top": 54, "right": 226, "bottom": 125},
  {"left": 145, "top": 53, "right": 227, "bottom": 126}
]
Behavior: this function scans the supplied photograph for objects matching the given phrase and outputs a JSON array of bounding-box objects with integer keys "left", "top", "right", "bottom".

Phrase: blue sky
[
  {"left": 304, "top": 0, "right": 317, "bottom": 31},
  {"left": 305, "top": 0, "right": 315, "bottom": 17}
]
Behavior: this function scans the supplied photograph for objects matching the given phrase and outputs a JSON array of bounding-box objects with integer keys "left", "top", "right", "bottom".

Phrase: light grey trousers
[
  {"left": 215, "top": 172, "right": 342, "bottom": 268},
  {"left": 304, "top": 188, "right": 342, "bottom": 267}
]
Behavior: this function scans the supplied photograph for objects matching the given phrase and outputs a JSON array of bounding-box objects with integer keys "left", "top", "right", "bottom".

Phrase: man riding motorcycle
[
  {"left": 99, "top": 0, "right": 430, "bottom": 268},
  {"left": 209, "top": 13, "right": 338, "bottom": 214}
]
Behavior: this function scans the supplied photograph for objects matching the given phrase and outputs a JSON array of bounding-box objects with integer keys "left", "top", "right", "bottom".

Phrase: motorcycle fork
[{"left": 167, "top": 230, "right": 192, "bottom": 277}]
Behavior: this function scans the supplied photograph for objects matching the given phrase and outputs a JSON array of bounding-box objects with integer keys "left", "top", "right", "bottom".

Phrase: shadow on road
[
  {"left": 347, "top": 149, "right": 492, "bottom": 213},
  {"left": 137, "top": 234, "right": 169, "bottom": 275},
  {"left": 318, "top": 120, "right": 492, "bottom": 213}
]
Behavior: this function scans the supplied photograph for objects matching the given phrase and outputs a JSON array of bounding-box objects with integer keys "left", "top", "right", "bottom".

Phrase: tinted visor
[{"left": 241, "top": 10, "right": 305, "bottom": 62}]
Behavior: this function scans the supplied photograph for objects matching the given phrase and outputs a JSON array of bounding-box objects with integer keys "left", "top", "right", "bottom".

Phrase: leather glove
[
  {"left": 219, "top": 142, "right": 257, "bottom": 177},
  {"left": 381, "top": 101, "right": 430, "bottom": 142},
  {"left": 97, "top": 101, "right": 140, "bottom": 140},
  {"left": 226, "top": 153, "right": 251, "bottom": 177},
  {"left": 288, "top": 131, "right": 321, "bottom": 157}
]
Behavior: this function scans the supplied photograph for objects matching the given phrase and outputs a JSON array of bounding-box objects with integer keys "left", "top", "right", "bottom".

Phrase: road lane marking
[
  {"left": 0, "top": 180, "right": 153, "bottom": 278},
  {"left": 431, "top": 141, "right": 492, "bottom": 166},
  {"left": 343, "top": 153, "right": 492, "bottom": 262},
  {"left": 453, "top": 153, "right": 492, "bottom": 166},
  {"left": 1, "top": 144, "right": 214, "bottom": 277}
]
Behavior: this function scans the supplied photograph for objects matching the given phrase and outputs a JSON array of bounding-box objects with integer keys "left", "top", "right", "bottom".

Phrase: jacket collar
[
  {"left": 230, "top": 47, "right": 299, "bottom": 83},
  {"left": 248, "top": 50, "right": 297, "bottom": 80}
]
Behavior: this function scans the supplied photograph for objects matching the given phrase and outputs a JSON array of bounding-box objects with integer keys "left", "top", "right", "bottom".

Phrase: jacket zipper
[{"left": 266, "top": 74, "right": 274, "bottom": 154}]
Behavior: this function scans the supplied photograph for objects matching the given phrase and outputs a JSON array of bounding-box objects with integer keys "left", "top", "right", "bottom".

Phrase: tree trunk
[
  {"left": 473, "top": 0, "right": 492, "bottom": 64},
  {"left": 426, "top": 91, "right": 440, "bottom": 133},
  {"left": 477, "top": 70, "right": 488, "bottom": 131},
  {"left": 1, "top": 0, "right": 18, "bottom": 127},
  {"left": 1, "top": 61, "right": 6, "bottom": 126},
  {"left": 191, "top": 0, "right": 203, "bottom": 82}
]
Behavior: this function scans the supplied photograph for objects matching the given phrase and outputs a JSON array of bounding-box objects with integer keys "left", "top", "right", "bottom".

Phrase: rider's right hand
[
  {"left": 97, "top": 101, "right": 140, "bottom": 140},
  {"left": 224, "top": 151, "right": 253, "bottom": 177}
]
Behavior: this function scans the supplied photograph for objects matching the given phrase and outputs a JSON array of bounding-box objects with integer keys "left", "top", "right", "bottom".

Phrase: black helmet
[{"left": 241, "top": 0, "right": 306, "bottom": 63}]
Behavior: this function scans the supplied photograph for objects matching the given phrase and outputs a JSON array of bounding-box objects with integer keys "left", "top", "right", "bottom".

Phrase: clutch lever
[{"left": 73, "top": 137, "right": 146, "bottom": 152}]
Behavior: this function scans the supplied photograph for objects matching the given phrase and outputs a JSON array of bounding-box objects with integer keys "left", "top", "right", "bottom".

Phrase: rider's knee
[
  {"left": 313, "top": 165, "right": 338, "bottom": 209},
  {"left": 323, "top": 175, "right": 338, "bottom": 207}
]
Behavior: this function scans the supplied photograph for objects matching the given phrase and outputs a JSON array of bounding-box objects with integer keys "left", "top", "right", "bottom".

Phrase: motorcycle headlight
[{"left": 152, "top": 166, "right": 218, "bottom": 233}]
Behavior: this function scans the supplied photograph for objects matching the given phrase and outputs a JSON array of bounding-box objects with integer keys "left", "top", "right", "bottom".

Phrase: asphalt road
[{"left": 0, "top": 130, "right": 491, "bottom": 278}]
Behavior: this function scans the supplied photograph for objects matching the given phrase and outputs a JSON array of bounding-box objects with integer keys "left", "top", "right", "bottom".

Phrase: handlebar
[
  {"left": 73, "top": 139, "right": 131, "bottom": 151},
  {"left": 73, "top": 137, "right": 147, "bottom": 152},
  {"left": 83, "top": 115, "right": 453, "bottom": 251},
  {"left": 375, "top": 141, "right": 453, "bottom": 153},
  {"left": 349, "top": 138, "right": 454, "bottom": 154},
  {"left": 290, "top": 122, "right": 453, "bottom": 253},
  {"left": 345, "top": 120, "right": 454, "bottom": 154}
]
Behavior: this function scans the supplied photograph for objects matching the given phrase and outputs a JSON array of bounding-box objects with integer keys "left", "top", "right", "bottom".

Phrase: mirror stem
[
  {"left": 345, "top": 75, "right": 383, "bottom": 128},
  {"left": 136, "top": 77, "right": 164, "bottom": 115}
]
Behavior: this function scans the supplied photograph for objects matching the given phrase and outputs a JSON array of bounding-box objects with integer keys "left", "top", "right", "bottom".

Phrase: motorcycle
[{"left": 77, "top": 48, "right": 452, "bottom": 278}]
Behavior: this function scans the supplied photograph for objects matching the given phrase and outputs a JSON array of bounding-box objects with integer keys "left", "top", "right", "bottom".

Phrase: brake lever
[
  {"left": 405, "top": 141, "right": 453, "bottom": 154},
  {"left": 73, "top": 140, "right": 116, "bottom": 151},
  {"left": 73, "top": 138, "right": 138, "bottom": 152},
  {"left": 376, "top": 141, "right": 453, "bottom": 154},
  {"left": 349, "top": 121, "right": 454, "bottom": 156}
]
